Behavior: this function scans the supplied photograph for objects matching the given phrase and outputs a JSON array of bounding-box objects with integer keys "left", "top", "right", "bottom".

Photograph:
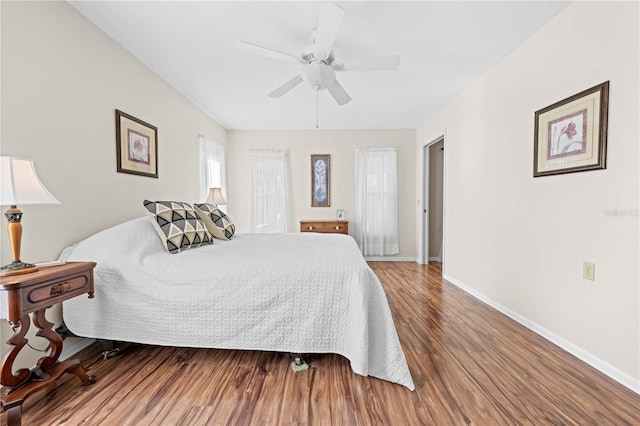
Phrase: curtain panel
[
  {"left": 354, "top": 148, "right": 400, "bottom": 256},
  {"left": 248, "top": 150, "right": 291, "bottom": 233}
]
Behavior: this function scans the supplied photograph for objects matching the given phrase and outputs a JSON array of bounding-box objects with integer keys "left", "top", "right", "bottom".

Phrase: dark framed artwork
[
  {"left": 115, "top": 109, "right": 158, "bottom": 178},
  {"left": 311, "top": 154, "right": 330, "bottom": 207},
  {"left": 533, "top": 81, "right": 609, "bottom": 177}
]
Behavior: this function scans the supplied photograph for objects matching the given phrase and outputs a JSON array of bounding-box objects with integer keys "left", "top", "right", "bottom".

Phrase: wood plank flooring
[{"left": 4, "top": 262, "right": 639, "bottom": 425}]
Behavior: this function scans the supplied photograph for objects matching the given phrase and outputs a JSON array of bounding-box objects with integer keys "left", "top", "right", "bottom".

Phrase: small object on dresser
[{"left": 34, "top": 260, "right": 66, "bottom": 268}]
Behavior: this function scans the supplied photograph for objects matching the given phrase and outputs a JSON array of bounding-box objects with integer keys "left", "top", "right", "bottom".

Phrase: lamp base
[{"left": 0, "top": 261, "right": 39, "bottom": 277}]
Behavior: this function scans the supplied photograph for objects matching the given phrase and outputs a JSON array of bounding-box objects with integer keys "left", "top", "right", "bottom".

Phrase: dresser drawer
[
  {"left": 300, "top": 220, "right": 349, "bottom": 235},
  {"left": 23, "top": 269, "right": 93, "bottom": 313}
]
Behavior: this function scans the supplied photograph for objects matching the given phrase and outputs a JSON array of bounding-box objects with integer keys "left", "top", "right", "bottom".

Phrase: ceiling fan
[{"left": 236, "top": 3, "right": 400, "bottom": 106}]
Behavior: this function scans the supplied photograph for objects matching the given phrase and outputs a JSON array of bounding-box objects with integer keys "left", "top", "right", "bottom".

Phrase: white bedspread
[{"left": 62, "top": 217, "right": 414, "bottom": 390}]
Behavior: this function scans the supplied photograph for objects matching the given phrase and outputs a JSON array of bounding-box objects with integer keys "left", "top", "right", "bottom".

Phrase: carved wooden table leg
[
  {"left": 1, "top": 310, "right": 96, "bottom": 426},
  {"left": 32, "top": 308, "right": 63, "bottom": 376},
  {"left": 5, "top": 404, "right": 22, "bottom": 426},
  {"left": 69, "top": 360, "right": 97, "bottom": 385},
  {"left": 31, "top": 308, "right": 96, "bottom": 385},
  {"left": 1, "top": 315, "right": 31, "bottom": 426},
  {"left": 1, "top": 315, "right": 31, "bottom": 388}
]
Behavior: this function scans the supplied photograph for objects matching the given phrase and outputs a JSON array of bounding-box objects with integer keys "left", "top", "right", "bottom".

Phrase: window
[
  {"left": 199, "top": 135, "right": 226, "bottom": 205},
  {"left": 354, "top": 148, "right": 399, "bottom": 256},
  {"left": 248, "top": 150, "right": 291, "bottom": 233}
]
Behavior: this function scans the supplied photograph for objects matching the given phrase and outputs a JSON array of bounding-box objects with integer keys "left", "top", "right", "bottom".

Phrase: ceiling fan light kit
[
  {"left": 302, "top": 63, "right": 336, "bottom": 91},
  {"left": 236, "top": 2, "right": 401, "bottom": 111}
]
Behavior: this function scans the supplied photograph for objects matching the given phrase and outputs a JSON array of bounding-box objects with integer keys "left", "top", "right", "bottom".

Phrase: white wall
[
  {"left": 1, "top": 1, "right": 226, "bottom": 366},
  {"left": 417, "top": 1, "right": 639, "bottom": 389},
  {"left": 227, "top": 130, "right": 417, "bottom": 259}
]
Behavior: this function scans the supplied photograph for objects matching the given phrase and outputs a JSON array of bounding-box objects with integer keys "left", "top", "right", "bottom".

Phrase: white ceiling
[{"left": 68, "top": 1, "right": 569, "bottom": 130}]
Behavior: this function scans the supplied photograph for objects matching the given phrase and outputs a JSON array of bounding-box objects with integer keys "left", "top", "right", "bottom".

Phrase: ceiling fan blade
[
  {"left": 268, "top": 74, "right": 304, "bottom": 98},
  {"left": 327, "top": 80, "right": 351, "bottom": 105},
  {"left": 235, "top": 40, "right": 302, "bottom": 65},
  {"left": 334, "top": 55, "right": 401, "bottom": 71},
  {"left": 314, "top": 3, "right": 345, "bottom": 54}
]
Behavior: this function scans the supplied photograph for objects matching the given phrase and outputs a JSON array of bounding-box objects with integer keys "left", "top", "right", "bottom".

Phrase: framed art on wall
[
  {"left": 533, "top": 81, "right": 609, "bottom": 177},
  {"left": 311, "top": 154, "right": 330, "bottom": 207},
  {"left": 115, "top": 109, "right": 158, "bottom": 178}
]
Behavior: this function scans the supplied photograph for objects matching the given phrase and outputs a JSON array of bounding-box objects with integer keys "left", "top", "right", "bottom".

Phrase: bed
[{"left": 61, "top": 215, "right": 414, "bottom": 390}]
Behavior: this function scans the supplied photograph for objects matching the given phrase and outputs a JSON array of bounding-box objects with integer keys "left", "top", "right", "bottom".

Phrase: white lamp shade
[
  {"left": 205, "top": 187, "right": 226, "bottom": 205},
  {"left": 0, "top": 157, "right": 60, "bottom": 206}
]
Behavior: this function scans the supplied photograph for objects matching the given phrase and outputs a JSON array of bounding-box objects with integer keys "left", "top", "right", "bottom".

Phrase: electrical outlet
[{"left": 583, "top": 261, "right": 595, "bottom": 281}]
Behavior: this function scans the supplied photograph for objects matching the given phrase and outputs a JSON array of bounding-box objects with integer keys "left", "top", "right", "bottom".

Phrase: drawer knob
[
  {"left": 335, "top": 226, "right": 340, "bottom": 230},
  {"left": 50, "top": 282, "right": 71, "bottom": 296},
  {"left": 308, "top": 226, "right": 314, "bottom": 230}
]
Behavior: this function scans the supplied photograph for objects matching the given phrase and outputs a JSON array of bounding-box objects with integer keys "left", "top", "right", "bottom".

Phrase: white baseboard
[
  {"left": 365, "top": 256, "right": 417, "bottom": 262},
  {"left": 60, "top": 338, "right": 96, "bottom": 361},
  {"left": 443, "top": 273, "right": 640, "bottom": 395},
  {"left": 428, "top": 257, "right": 442, "bottom": 262}
]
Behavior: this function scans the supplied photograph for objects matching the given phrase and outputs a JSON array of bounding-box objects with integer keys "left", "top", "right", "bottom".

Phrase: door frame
[{"left": 418, "top": 132, "right": 446, "bottom": 265}]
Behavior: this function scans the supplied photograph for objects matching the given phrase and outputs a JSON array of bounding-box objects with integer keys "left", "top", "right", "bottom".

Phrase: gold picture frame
[
  {"left": 533, "top": 81, "right": 609, "bottom": 177},
  {"left": 115, "top": 109, "right": 158, "bottom": 178},
  {"left": 311, "top": 154, "right": 330, "bottom": 207}
]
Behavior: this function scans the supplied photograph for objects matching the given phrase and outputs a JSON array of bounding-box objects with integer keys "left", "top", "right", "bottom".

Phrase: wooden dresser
[{"left": 300, "top": 220, "right": 349, "bottom": 235}]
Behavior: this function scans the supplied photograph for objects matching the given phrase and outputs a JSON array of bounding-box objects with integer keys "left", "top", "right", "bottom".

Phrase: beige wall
[
  {"left": 1, "top": 1, "right": 226, "bottom": 366},
  {"left": 417, "top": 1, "right": 639, "bottom": 388},
  {"left": 227, "top": 130, "right": 417, "bottom": 259}
]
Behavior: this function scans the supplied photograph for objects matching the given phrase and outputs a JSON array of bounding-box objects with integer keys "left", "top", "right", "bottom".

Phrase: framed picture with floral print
[
  {"left": 533, "top": 81, "right": 608, "bottom": 177},
  {"left": 311, "top": 154, "right": 330, "bottom": 207},
  {"left": 115, "top": 109, "right": 158, "bottom": 178}
]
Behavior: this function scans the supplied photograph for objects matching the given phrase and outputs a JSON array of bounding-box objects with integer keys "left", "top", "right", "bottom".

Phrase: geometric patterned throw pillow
[
  {"left": 193, "top": 203, "right": 236, "bottom": 240},
  {"left": 143, "top": 200, "right": 214, "bottom": 253}
]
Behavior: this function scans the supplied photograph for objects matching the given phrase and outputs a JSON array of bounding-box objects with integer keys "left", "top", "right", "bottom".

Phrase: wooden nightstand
[
  {"left": 0, "top": 262, "right": 97, "bottom": 426},
  {"left": 300, "top": 220, "right": 349, "bottom": 235}
]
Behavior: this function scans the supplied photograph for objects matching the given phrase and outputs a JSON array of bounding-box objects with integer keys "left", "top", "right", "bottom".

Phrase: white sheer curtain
[
  {"left": 354, "top": 148, "right": 399, "bottom": 256},
  {"left": 199, "top": 135, "right": 226, "bottom": 204},
  {"left": 248, "top": 150, "right": 291, "bottom": 233}
]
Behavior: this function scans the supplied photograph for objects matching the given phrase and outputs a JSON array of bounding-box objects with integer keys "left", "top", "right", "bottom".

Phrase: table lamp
[
  {"left": 205, "top": 187, "right": 227, "bottom": 206},
  {"left": 0, "top": 157, "right": 60, "bottom": 276}
]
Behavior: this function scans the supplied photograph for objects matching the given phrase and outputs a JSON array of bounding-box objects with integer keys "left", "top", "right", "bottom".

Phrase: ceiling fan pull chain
[{"left": 316, "top": 89, "right": 319, "bottom": 129}]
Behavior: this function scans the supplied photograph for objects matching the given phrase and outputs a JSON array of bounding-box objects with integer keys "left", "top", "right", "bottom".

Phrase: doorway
[{"left": 420, "top": 135, "right": 445, "bottom": 264}]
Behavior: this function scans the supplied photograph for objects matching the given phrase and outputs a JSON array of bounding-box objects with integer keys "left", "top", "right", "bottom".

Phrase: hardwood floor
[{"left": 5, "top": 262, "right": 639, "bottom": 425}]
